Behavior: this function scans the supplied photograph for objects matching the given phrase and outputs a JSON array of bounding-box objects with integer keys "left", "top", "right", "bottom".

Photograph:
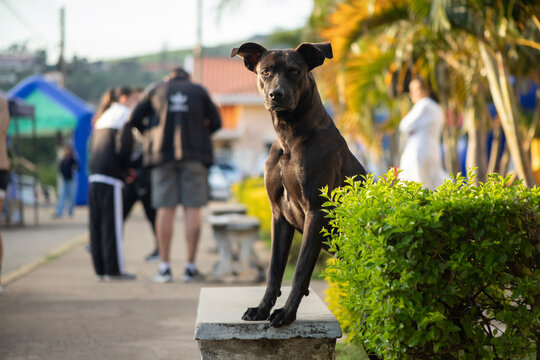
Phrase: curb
[{"left": 2, "top": 233, "right": 88, "bottom": 287}]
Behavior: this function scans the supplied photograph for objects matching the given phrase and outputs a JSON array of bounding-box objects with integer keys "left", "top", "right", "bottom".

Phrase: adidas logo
[{"left": 169, "top": 92, "right": 189, "bottom": 112}]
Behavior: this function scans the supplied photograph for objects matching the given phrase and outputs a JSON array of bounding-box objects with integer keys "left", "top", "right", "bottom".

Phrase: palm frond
[
  {"left": 429, "top": 0, "right": 451, "bottom": 31},
  {"left": 322, "top": 0, "right": 409, "bottom": 62},
  {"left": 408, "top": 0, "right": 431, "bottom": 18},
  {"left": 342, "top": 45, "right": 396, "bottom": 110}
]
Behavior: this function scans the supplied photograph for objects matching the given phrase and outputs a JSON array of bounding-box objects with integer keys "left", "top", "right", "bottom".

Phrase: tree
[{"left": 320, "top": 0, "right": 540, "bottom": 185}]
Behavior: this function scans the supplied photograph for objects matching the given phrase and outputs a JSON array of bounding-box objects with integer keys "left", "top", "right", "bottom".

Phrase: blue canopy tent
[{"left": 8, "top": 75, "right": 94, "bottom": 205}]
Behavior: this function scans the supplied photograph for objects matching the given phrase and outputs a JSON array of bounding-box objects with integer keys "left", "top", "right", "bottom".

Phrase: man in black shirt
[{"left": 120, "top": 68, "right": 222, "bottom": 283}]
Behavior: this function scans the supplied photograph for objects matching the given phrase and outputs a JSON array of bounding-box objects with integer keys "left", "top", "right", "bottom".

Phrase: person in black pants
[
  {"left": 89, "top": 86, "right": 138, "bottom": 281},
  {"left": 123, "top": 148, "right": 159, "bottom": 262}
]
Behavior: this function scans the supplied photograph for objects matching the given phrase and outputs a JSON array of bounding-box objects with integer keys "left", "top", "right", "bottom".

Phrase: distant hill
[
  {"left": 105, "top": 27, "right": 308, "bottom": 66},
  {"left": 64, "top": 29, "right": 305, "bottom": 104},
  {"left": 107, "top": 34, "right": 271, "bottom": 65},
  {"left": 110, "top": 48, "right": 192, "bottom": 65}
]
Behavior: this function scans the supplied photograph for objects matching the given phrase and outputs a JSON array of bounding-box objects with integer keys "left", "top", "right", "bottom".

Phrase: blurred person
[
  {"left": 53, "top": 144, "right": 78, "bottom": 218},
  {"left": 399, "top": 78, "right": 448, "bottom": 190},
  {"left": 122, "top": 88, "right": 159, "bottom": 262},
  {"left": 0, "top": 95, "right": 10, "bottom": 292},
  {"left": 89, "top": 86, "right": 138, "bottom": 281},
  {"left": 119, "top": 67, "right": 221, "bottom": 283},
  {"left": 123, "top": 131, "right": 159, "bottom": 262}
]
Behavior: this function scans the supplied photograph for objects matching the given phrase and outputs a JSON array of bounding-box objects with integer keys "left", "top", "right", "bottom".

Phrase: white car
[
  {"left": 208, "top": 165, "right": 231, "bottom": 201},
  {"left": 215, "top": 162, "right": 244, "bottom": 184}
]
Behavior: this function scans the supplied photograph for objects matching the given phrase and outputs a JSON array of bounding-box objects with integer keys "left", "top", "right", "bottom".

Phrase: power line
[{"left": 0, "top": 0, "right": 46, "bottom": 41}]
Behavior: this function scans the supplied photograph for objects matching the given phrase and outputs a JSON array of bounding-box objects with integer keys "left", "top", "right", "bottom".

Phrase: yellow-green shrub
[
  {"left": 232, "top": 177, "right": 329, "bottom": 275},
  {"left": 232, "top": 177, "right": 272, "bottom": 242}
]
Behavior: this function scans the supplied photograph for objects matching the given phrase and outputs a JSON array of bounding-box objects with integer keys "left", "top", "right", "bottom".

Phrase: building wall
[
  {"left": 233, "top": 104, "right": 275, "bottom": 175},
  {"left": 212, "top": 103, "right": 275, "bottom": 176}
]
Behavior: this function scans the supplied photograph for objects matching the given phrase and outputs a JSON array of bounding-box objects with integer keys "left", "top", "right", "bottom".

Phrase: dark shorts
[
  {"left": 0, "top": 170, "right": 8, "bottom": 199},
  {"left": 151, "top": 160, "right": 209, "bottom": 208}
]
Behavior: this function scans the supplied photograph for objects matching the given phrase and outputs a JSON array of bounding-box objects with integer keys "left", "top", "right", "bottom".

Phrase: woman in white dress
[{"left": 399, "top": 79, "right": 448, "bottom": 190}]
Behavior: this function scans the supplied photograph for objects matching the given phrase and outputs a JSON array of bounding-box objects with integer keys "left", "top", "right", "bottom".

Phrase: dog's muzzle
[{"left": 265, "top": 88, "right": 296, "bottom": 111}]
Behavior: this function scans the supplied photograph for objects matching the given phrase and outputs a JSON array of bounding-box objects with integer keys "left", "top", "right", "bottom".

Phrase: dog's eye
[
  {"left": 261, "top": 69, "right": 270, "bottom": 76},
  {"left": 290, "top": 69, "right": 299, "bottom": 76}
]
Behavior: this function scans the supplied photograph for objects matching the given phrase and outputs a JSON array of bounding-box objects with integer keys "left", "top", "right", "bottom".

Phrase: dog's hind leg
[
  {"left": 242, "top": 215, "right": 295, "bottom": 321},
  {"left": 268, "top": 210, "right": 324, "bottom": 327}
]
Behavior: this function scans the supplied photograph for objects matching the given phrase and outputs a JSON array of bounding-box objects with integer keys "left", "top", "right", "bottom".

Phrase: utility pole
[
  {"left": 58, "top": 6, "right": 66, "bottom": 87},
  {"left": 193, "top": 0, "right": 203, "bottom": 83}
]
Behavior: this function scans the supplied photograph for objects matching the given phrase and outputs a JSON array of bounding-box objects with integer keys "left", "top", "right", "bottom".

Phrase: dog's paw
[
  {"left": 268, "top": 307, "right": 296, "bottom": 327},
  {"left": 242, "top": 307, "right": 270, "bottom": 321}
]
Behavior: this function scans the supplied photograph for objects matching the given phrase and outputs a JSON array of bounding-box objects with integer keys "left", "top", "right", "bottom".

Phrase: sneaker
[
  {"left": 183, "top": 267, "right": 206, "bottom": 283},
  {"left": 145, "top": 248, "right": 160, "bottom": 263},
  {"left": 104, "top": 273, "right": 136, "bottom": 281},
  {"left": 96, "top": 275, "right": 105, "bottom": 282},
  {"left": 153, "top": 268, "right": 172, "bottom": 283}
]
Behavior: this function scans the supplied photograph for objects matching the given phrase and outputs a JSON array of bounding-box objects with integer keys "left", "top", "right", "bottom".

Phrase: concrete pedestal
[
  {"left": 194, "top": 287, "right": 342, "bottom": 360},
  {"left": 208, "top": 215, "right": 263, "bottom": 282}
]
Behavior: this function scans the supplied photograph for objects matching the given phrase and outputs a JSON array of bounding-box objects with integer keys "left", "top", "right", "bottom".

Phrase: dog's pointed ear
[
  {"left": 295, "top": 42, "right": 333, "bottom": 70},
  {"left": 230, "top": 42, "right": 267, "bottom": 73}
]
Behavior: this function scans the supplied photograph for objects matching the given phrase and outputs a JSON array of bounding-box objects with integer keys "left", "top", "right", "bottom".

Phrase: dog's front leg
[
  {"left": 268, "top": 210, "right": 324, "bottom": 327},
  {"left": 243, "top": 215, "right": 295, "bottom": 321}
]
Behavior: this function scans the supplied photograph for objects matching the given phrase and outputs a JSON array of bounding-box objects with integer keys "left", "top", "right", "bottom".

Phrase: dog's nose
[{"left": 269, "top": 89, "right": 283, "bottom": 100}]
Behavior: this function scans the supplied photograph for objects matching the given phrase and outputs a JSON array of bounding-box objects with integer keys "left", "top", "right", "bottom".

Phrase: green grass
[{"left": 335, "top": 342, "right": 370, "bottom": 360}]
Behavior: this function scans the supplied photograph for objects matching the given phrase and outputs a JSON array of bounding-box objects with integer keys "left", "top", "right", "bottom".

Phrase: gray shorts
[{"left": 151, "top": 160, "right": 209, "bottom": 208}]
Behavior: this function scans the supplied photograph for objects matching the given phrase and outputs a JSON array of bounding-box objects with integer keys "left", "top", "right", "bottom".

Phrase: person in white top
[
  {"left": 89, "top": 87, "right": 138, "bottom": 281},
  {"left": 399, "top": 78, "right": 448, "bottom": 190}
]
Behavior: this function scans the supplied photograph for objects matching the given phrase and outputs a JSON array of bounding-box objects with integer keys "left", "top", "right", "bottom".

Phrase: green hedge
[{"left": 322, "top": 170, "right": 540, "bottom": 359}]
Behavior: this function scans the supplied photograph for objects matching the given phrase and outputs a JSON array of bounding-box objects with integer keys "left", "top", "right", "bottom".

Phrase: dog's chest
[
  {"left": 278, "top": 152, "right": 305, "bottom": 195},
  {"left": 274, "top": 153, "right": 309, "bottom": 229}
]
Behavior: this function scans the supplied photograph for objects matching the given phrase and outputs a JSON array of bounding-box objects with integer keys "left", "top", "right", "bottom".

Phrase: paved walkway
[
  {"left": 0, "top": 203, "right": 327, "bottom": 360},
  {"left": 2, "top": 205, "right": 90, "bottom": 280}
]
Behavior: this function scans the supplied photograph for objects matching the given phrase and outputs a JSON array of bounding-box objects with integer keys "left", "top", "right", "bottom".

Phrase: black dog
[{"left": 231, "top": 42, "right": 366, "bottom": 327}]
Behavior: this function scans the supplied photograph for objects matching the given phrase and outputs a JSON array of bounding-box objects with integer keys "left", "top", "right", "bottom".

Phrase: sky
[{"left": 0, "top": 0, "right": 314, "bottom": 62}]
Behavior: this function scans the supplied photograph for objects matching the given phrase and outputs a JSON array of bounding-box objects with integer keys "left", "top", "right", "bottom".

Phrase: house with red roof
[{"left": 196, "top": 57, "right": 275, "bottom": 175}]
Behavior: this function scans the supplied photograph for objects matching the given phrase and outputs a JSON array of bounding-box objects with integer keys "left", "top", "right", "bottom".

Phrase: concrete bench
[
  {"left": 209, "top": 203, "right": 248, "bottom": 216},
  {"left": 208, "top": 214, "right": 264, "bottom": 283},
  {"left": 207, "top": 203, "right": 248, "bottom": 253},
  {"left": 195, "top": 286, "right": 342, "bottom": 359}
]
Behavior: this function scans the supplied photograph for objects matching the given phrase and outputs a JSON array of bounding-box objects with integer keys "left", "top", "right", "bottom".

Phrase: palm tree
[
  {"left": 472, "top": 1, "right": 539, "bottom": 186},
  {"left": 320, "top": 0, "right": 540, "bottom": 185}
]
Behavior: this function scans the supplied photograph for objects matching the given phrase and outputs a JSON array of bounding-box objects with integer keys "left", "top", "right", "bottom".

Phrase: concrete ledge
[
  {"left": 195, "top": 287, "right": 341, "bottom": 340},
  {"left": 195, "top": 287, "right": 341, "bottom": 359},
  {"left": 198, "top": 338, "right": 336, "bottom": 360}
]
